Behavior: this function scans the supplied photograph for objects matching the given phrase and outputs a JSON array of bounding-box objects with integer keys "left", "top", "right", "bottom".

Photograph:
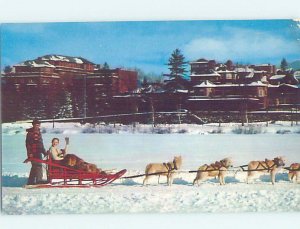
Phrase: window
[
  {"left": 258, "top": 88, "right": 265, "bottom": 97},
  {"left": 226, "top": 73, "right": 232, "bottom": 79}
]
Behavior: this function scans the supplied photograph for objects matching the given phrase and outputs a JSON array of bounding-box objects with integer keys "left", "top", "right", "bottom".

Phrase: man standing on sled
[{"left": 26, "top": 119, "right": 47, "bottom": 185}]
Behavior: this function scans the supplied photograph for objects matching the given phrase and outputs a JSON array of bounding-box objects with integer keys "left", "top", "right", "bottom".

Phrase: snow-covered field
[
  {"left": 3, "top": 182, "right": 300, "bottom": 214},
  {"left": 2, "top": 121, "right": 300, "bottom": 214}
]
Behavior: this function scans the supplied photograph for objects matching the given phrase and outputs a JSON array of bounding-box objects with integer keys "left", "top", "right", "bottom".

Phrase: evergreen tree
[
  {"left": 167, "top": 49, "right": 188, "bottom": 80},
  {"left": 56, "top": 91, "right": 73, "bottom": 118},
  {"left": 280, "top": 58, "right": 288, "bottom": 71},
  {"left": 142, "top": 77, "right": 149, "bottom": 87},
  {"left": 103, "top": 62, "right": 110, "bottom": 70},
  {"left": 4, "top": 65, "right": 12, "bottom": 73}
]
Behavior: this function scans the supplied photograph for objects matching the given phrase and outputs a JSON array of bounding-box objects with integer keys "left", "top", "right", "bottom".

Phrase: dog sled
[{"left": 23, "top": 157, "right": 126, "bottom": 188}]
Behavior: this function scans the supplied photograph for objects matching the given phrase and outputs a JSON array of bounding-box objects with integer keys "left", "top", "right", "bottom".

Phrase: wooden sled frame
[{"left": 24, "top": 157, "right": 126, "bottom": 188}]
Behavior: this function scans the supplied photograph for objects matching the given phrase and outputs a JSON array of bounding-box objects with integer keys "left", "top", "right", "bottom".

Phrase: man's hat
[{"left": 32, "top": 119, "right": 41, "bottom": 125}]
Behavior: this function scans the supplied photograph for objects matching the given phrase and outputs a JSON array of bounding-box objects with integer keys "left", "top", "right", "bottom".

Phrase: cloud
[{"left": 183, "top": 27, "right": 300, "bottom": 63}]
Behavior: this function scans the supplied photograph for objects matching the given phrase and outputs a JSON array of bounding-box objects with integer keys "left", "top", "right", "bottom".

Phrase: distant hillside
[{"left": 289, "top": 60, "right": 300, "bottom": 70}]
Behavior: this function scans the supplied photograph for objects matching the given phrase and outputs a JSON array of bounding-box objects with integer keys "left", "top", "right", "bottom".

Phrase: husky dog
[
  {"left": 288, "top": 163, "right": 300, "bottom": 183},
  {"left": 193, "top": 158, "right": 233, "bottom": 186},
  {"left": 143, "top": 156, "right": 182, "bottom": 186},
  {"left": 247, "top": 156, "right": 285, "bottom": 185}
]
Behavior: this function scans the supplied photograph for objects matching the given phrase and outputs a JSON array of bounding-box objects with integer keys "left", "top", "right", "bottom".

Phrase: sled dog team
[{"left": 143, "top": 156, "right": 300, "bottom": 186}]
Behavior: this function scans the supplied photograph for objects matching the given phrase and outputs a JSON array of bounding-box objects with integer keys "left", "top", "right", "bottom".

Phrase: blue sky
[{"left": 1, "top": 20, "right": 300, "bottom": 74}]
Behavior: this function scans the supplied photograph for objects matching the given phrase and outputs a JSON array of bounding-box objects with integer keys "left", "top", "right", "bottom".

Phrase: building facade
[
  {"left": 1, "top": 55, "right": 138, "bottom": 120},
  {"left": 3, "top": 55, "right": 95, "bottom": 90}
]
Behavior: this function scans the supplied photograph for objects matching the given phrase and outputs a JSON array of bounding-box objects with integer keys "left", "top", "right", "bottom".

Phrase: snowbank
[{"left": 2, "top": 121, "right": 300, "bottom": 135}]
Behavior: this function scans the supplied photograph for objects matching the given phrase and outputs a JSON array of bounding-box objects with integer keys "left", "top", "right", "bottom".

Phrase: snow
[
  {"left": 261, "top": 75, "right": 268, "bottom": 82},
  {"left": 16, "top": 60, "right": 55, "bottom": 68},
  {"left": 245, "top": 72, "right": 254, "bottom": 78},
  {"left": 270, "top": 75, "right": 286, "bottom": 80},
  {"left": 280, "top": 84, "right": 299, "bottom": 88},
  {"left": 190, "top": 61, "right": 209, "bottom": 64},
  {"left": 3, "top": 181, "right": 300, "bottom": 214},
  {"left": 39, "top": 55, "right": 88, "bottom": 64},
  {"left": 248, "top": 81, "right": 267, "bottom": 86},
  {"left": 73, "top": 57, "right": 84, "bottom": 64},
  {"left": 236, "top": 67, "right": 253, "bottom": 72},
  {"left": 2, "top": 121, "right": 300, "bottom": 214},
  {"left": 216, "top": 70, "right": 236, "bottom": 73},
  {"left": 193, "top": 80, "right": 216, "bottom": 87},
  {"left": 3, "top": 121, "right": 300, "bottom": 136},
  {"left": 193, "top": 82, "right": 267, "bottom": 88},
  {"left": 254, "top": 70, "right": 266, "bottom": 73},
  {"left": 190, "top": 72, "right": 220, "bottom": 77},
  {"left": 174, "top": 89, "right": 188, "bottom": 93}
]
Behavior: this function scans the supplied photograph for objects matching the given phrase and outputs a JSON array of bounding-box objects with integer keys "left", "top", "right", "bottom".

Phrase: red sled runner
[{"left": 24, "top": 157, "right": 127, "bottom": 188}]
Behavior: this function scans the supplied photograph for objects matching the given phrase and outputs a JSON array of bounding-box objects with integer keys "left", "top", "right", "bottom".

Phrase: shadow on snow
[{"left": 2, "top": 176, "right": 27, "bottom": 187}]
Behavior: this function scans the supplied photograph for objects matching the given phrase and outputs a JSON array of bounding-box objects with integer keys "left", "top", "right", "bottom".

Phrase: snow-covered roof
[
  {"left": 269, "top": 75, "right": 286, "bottom": 80},
  {"left": 190, "top": 72, "right": 220, "bottom": 77},
  {"left": 190, "top": 61, "right": 209, "bottom": 64},
  {"left": 15, "top": 60, "right": 55, "bottom": 68},
  {"left": 294, "top": 71, "right": 300, "bottom": 79},
  {"left": 216, "top": 70, "right": 236, "bottom": 73},
  {"left": 193, "top": 81, "right": 267, "bottom": 88},
  {"left": 254, "top": 64, "right": 272, "bottom": 67},
  {"left": 38, "top": 55, "right": 94, "bottom": 65},
  {"left": 193, "top": 80, "right": 216, "bottom": 88},
  {"left": 247, "top": 81, "right": 268, "bottom": 87},
  {"left": 144, "top": 85, "right": 157, "bottom": 93},
  {"left": 190, "top": 58, "right": 209, "bottom": 64},
  {"left": 236, "top": 67, "right": 253, "bottom": 73},
  {"left": 174, "top": 89, "right": 188, "bottom": 93},
  {"left": 132, "top": 88, "right": 142, "bottom": 93},
  {"left": 245, "top": 72, "right": 254, "bottom": 78},
  {"left": 279, "top": 83, "right": 298, "bottom": 89},
  {"left": 253, "top": 70, "right": 266, "bottom": 73},
  {"left": 267, "top": 84, "right": 279, "bottom": 88},
  {"left": 261, "top": 76, "right": 268, "bottom": 83},
  {"left": 87, "top": 74, "right": 119, "bottom": 79}
]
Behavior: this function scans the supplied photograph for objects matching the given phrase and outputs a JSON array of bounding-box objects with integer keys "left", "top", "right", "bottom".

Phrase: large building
[
  {"left": 186, "top": 59, "right": 299, "bottom": 111},
  {"left": 2, "top": 55, "right": 95, "bottom": 90},
  {"left": 73, "top": 68, "right": 138, "bottom": 115},
  {"left": 1, "top": 54, "right": 138, "bottom": 120},
  {"left": 2, "top": 54, "right": 137, "bottom": 93}
]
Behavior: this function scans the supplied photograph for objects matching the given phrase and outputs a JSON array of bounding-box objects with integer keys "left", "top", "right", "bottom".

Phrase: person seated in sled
[
  {"left": 49, "top": 137, "right": 105, "bottom": 174},
  {"left": 49, "top": 137, "right": 69, "bottom": 162}
]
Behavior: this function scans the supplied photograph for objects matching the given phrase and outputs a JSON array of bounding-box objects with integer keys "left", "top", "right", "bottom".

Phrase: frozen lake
[
  {"left": 2, "top": 132, "right": 300, "bottom": 174},
  {"left": 2, "top": 123, "right": 300, "bottom": 214}
]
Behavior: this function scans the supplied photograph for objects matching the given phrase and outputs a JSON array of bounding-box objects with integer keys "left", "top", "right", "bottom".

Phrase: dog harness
[
  {"left": 255, "top": 159, "right": 276, "bottom": 172},
  {"left": 163, "top": 159, "right": 178, "bottom": 172}
]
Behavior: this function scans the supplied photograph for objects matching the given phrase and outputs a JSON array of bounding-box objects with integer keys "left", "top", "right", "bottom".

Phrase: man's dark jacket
[{"left": 26, "top": 127, "right": 46, "bottom": 159}]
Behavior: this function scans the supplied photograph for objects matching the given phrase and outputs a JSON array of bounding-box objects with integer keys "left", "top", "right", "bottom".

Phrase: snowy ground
[
  {"left": 2, "top": 184, "right": 300, "bottom": 214},
  {"left": 2, "top": 121, "right": 300, "bottom": 214},
  {"left": 2, "top": 172, "right": 300, "bottom": 214},
  {"left": 2, "top": 120, "right": 300, "bottom": 135}
]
